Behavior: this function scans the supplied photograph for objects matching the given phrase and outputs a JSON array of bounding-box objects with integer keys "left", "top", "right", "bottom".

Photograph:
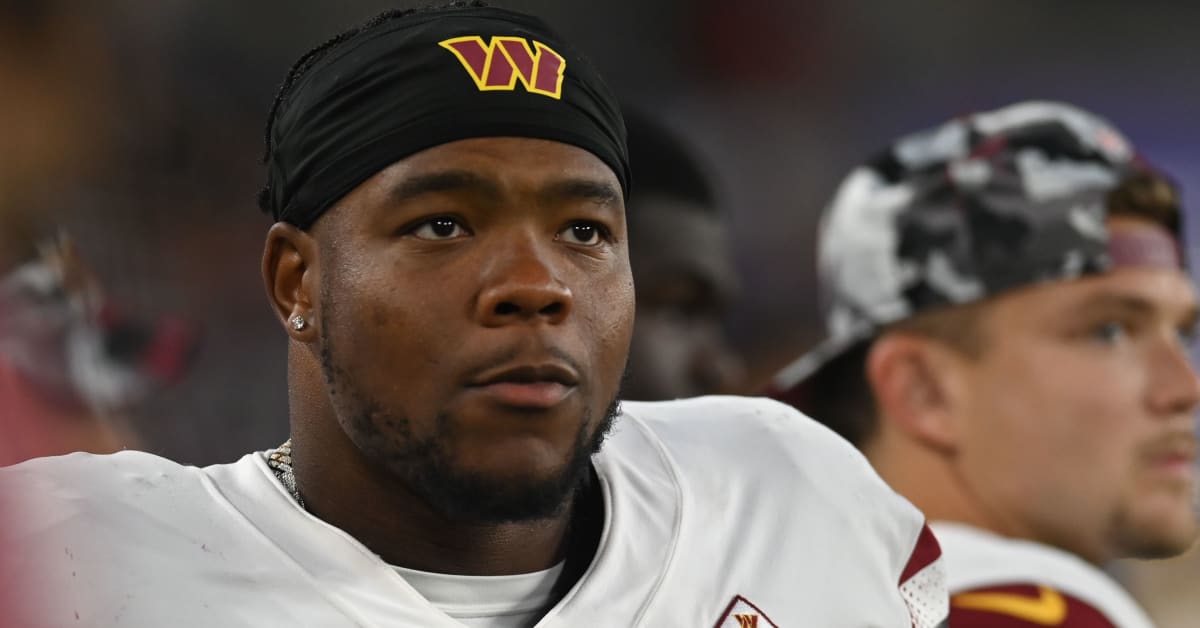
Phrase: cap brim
[{"left": 762, "top": 328, "right": 874, "bottom": 408}]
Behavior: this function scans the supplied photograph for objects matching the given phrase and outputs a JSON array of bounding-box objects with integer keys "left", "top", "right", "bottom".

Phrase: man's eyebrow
[
  {"left": 388, "top": 170, "right": 502, "bottom": 204},
  {"left": 1075, "top": 293, "right": 1200, "bottom": 326},
  {"left": 1076, "top": 294, "right": 1157, "bottom": 317},
  {"left": 539, "top": 178, "right": 621, "bottom": 207}
]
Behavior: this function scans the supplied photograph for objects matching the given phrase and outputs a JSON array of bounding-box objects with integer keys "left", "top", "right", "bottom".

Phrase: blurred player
[
  {"left": 0, "top": 231, "right": 197, "bottom": 464},
  {"left": 769, "top": 101, "right": 1198, "bottom": 627},
  {"left": 622, "top": 107, "right": 744, "bottom": 400},
  {"left": 0, "top": 3, "right": 946, "bottom": 626}
]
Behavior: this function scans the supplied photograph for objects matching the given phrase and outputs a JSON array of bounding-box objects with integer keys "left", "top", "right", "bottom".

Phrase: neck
[
  {"left": 870, "top": 434, "right": 1118, "bottom": 565},
  {"left": 285, "top": 361, "right": 585, "bottom": 576},
  {"left": 867, "top": 431, "right": 1032, "bottom": 540},
  {"left": 291, "top": 426, "right": 581, "bottom": 576}
]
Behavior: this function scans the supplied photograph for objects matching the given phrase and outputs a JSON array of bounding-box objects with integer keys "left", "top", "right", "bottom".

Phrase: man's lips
[
  {"left": 1151, "top": 454, "right": 1196, "bottom": 473},
  {"left": 466, "top": 363, "right": 579, "bottom": 409},
  {"left": 1145, "top": 437, "right": 1198, "bottom": 477}
]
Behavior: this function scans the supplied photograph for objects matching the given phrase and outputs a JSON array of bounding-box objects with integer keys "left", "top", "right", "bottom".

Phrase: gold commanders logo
[
  {"left": 713, "top": 595, "right": 779, "bottom": 628},
  {"left": 439, "top": 36, "right": 567, "bottom": 99}
]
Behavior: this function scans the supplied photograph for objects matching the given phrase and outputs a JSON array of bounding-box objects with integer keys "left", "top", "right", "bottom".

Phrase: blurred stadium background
[{"left": 2, "top": 1, "right": 1198, "bottom": 624}]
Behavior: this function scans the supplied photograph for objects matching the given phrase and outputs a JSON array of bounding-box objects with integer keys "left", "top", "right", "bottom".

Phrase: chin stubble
[{"left": 317, "top": 293, "right": 623, "bottom": 523}]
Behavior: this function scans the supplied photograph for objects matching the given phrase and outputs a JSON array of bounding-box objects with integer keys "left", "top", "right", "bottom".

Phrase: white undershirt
[{"left": 393, "top": 561, "right": 565, "bottom": 628}]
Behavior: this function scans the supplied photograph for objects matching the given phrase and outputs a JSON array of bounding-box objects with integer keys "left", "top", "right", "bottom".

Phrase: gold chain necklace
[{"left": 265, "top": 440, "right": 306, "bottom": 509}]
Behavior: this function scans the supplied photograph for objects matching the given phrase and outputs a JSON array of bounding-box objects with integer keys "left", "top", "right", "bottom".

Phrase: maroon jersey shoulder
[{"left": 901, "top": 524, "right": 943, "bottom": 584}]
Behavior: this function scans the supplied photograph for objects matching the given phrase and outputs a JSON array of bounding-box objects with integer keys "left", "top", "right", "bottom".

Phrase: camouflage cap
[{"left": 769, "top": 100, "right": 1155, "bottom": 397}]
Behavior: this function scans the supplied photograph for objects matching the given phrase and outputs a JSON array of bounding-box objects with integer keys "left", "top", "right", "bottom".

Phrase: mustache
[{"left": 1139, "top": 429, "right": 1199, "bottom": 463}]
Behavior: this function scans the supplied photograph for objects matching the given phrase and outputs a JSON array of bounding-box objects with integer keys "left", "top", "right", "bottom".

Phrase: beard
[
  {"left": 1107, "top": 501, "right": 1199, "bottom": 560},
  {"left": 317, "top": 293, "right": 621, "bottom": 524},
  {"left": 1105, "top": 470, "right": 1200, "bottom": 560}
]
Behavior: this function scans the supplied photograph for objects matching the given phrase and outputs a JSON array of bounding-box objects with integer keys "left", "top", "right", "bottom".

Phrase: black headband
[{"left": 261, "top": 6, "right": 630, "bottom": 228}]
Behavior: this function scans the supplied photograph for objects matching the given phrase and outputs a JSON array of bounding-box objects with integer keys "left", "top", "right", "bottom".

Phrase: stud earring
[{"left": 289, "top": 315, "right": 307, "bottom": 331}]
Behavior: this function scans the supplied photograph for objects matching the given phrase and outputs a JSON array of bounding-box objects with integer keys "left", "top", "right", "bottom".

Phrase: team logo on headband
[{"left": 439, "top": 36, "right": 567, "bottom": 99}]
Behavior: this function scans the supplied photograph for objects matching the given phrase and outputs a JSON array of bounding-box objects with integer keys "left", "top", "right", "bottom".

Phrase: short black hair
[
  {"left": 622, "top": 106, "right": 717, "bottom": 211},
  {"left": 257, "top": 1, "right": 489, "bottom": 214}
]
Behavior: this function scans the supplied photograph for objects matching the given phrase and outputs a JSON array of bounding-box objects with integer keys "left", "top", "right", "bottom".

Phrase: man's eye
[
  {"left": 1177, "top": 321, "right": 1199, "bottom": 346},
  {"left": 1091, "top": 321, "right": 1129, "bottom": 344},
  {"left": 410, "top": 217, "right": 468, "bottom": 240},
  {"left": 558, "top": 222, "right": 606, "bottom": 246}
]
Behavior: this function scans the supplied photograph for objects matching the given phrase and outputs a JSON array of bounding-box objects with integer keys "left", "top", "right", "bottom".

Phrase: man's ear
[
  {"left": 262, "top": 222, "right": 319, "bottom": 342},
  {"left": 865, "top": 333, "right": 966, "bottom": 452}
]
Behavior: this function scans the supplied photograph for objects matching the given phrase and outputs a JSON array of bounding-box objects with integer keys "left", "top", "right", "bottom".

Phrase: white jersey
[
  {"left": 933, "top": 522, "right": 1155, "bottom": 627},
  {"left": 2, "top": 396, "right": 947, "bottom": 627}
]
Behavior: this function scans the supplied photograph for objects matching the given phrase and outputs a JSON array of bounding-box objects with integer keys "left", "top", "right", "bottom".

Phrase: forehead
[{"left": 987, "top": 263, "right": 1197, "bottom": 326}]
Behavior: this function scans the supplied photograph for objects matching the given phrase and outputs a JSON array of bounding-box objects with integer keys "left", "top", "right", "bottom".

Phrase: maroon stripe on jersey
[
  {"left": 951, "top": 584, "right": 1117, "bottom": 627},
  {"left": 900, "top": 524, "right": 942, "bottom": 584}
]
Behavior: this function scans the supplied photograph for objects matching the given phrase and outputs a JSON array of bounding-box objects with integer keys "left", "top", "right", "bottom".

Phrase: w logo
[
  {"left": 714, "top": 595, "right": 778, "bottom": 628},
  {"left": 734, "top": 614, "right": 759, "bottom": 628},
  {"left": 439, "top": 36, "right": 567, "bottom": 99}
]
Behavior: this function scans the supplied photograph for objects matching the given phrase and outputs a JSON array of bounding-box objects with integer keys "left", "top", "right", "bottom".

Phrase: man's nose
[
  {"left": 1148, "top": 336, "right": 1200, "bottom": 417},
  {"left": 474, "top": 234, "right": 573, "bottom": 327}
]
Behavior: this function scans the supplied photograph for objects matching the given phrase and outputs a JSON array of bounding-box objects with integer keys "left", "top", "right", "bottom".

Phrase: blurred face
[
  {"left": 310, "top": 138, "right": 634, "bottom": 522},
  {"left": 953, "top": 217, "right": 1200, "bottom": 563},
  {"left": 624, "top": 197, "right": 744, "bottom": 400}
]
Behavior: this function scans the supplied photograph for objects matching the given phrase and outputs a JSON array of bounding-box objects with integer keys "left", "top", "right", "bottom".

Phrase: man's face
[
  {"left": 309, "top": 137, "right": 633, "bottom": 523},
  {"left": 624, "top": 197, "right": 743, "bottom": 400},
  {"left": 953, "top": 217, "right": 1200, "bottom": 562}
]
